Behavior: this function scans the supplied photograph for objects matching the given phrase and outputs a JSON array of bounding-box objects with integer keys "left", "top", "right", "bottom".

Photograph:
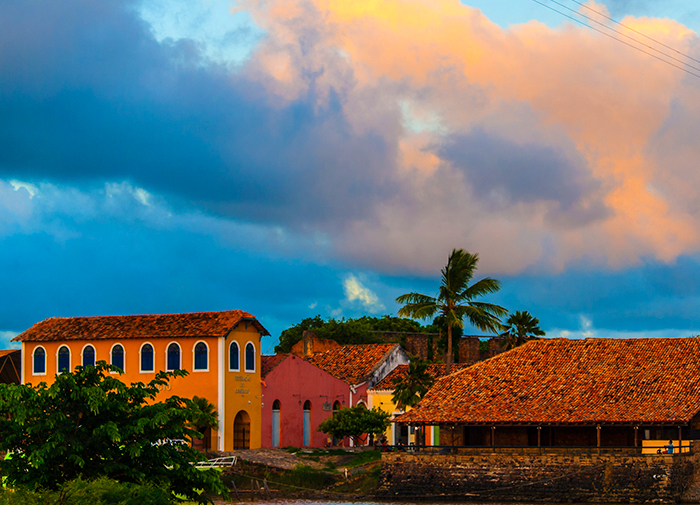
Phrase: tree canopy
[
  {"left": 0, "top": 362, "right": 225, "bottom": 503},
  {"left": 275, "top": 315, "right": 435, "bottom": 353},
  {"left": 396, "top": 249, "right": 507, "bottom": 371},
  {"left": 500, "top": 310, "right": 546, "bottom": 350},
  {"left": 391, "top": 359, "right": 435, "bottom": 411},
  {"left": 317, "top": 405, "right": 390, "bottom": 445}
]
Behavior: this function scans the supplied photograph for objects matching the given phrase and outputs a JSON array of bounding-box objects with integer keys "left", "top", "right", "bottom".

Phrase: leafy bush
[{"left": 0, "top": 477, "right": 174, "bottom": 505}]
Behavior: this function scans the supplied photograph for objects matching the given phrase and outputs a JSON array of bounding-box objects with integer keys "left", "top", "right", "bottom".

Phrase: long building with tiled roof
[
  {"left": 13, "top": 309, "right": 269, "bottom": 451},
  {"left": 370, "top": 363, "right": 470, "bottom": 392},
  {"left": 397, "top": 337, "right": 700, "bottom": 447}
]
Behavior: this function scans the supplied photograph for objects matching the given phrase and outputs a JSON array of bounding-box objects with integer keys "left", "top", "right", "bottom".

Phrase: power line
[
  {"left": 545, "top": 0, "right": 700, "bottom": 73},
  {"left": 530, "top": 0, "right": 700, "bottom": 80},
  {"left": 568, "top": 0, "right": 700, "bottom": 66}
]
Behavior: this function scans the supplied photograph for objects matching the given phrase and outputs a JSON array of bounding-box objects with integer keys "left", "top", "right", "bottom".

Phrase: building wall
[
  {"left": 261, "top": 355, "right": 350, "bottom": 448},
  {"left": 378, "top": 450, "right": 698, "bottom": 503},
  {"left": 21, "top": 325, "right": 263, "bottom": 451}
]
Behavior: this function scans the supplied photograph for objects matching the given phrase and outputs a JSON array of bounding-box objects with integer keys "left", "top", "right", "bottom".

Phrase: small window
[
  {"left": 82, "top": 345, "right": 95, "bottom": 367},
  {"left": 229, "top": 342, "right": 240, "bottom": 371},
  {"left": 194, "top": 342, "right": 208, "bottom": 371},
  {"left": 58, "top": 345, "right": 70, "bottom": 373},
  {"left": 33, "top": 347, "right": 46, "bottom": 375},
  {"left": 140, "top": 343, "right": 154, "bottom": 372},
  {"left": 111, "top": 344, "right": 124, "bottom": 371},
  {"left": 167, "top": 343, "right": 181, "bottom": 371},
  {"left": 245, "top": 342, "right": 255, "bottom": 372}
]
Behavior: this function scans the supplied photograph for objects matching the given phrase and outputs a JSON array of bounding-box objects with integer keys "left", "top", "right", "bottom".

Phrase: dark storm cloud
[
  {"left": 0, "top": 0, "right": 396, "bottom": 228},
  {"left": 440, "top": 129, "right": 610, "bottom": 227}
]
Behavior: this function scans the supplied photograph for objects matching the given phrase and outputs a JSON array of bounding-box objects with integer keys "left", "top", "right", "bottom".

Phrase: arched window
[
  {"left": 303, "top": 400, "right": 312, "bottom": 446},
  {"left": 58, "top": 345, "right": 70, "bottom": 373},
  {"left": 140, "top": 343, "right": 154, "bottom": 372},
  {"left": 167, "top": 343, "right": 181, "bottom": 371},
  {"left": 194, "top": 342, "right": 208, "bottom": 371},
  {"left": 229, "top": 342, "right": 240, "bottom": 371},
  {"left": 272, "top": 400, "right": 281, "bottom": 447},
  {"left": 245, "top": 342, "right": 255, "bottom": 372},
  {"left": 111, "top": 344, "right": 124, "bottom": 371},
  {"left": 33, "top": 347, "right": 46, "bottom": 375},
  {"left": 82, "top": 345, "right": 95, "bottom": 367},
  {"left": 332, "top": 401, "right": 341, "bottom": 415}
]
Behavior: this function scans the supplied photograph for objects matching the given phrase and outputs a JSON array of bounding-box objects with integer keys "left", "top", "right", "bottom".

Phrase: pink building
[{"left": 261, "top": 343, "right": 409, "bottom": 448}]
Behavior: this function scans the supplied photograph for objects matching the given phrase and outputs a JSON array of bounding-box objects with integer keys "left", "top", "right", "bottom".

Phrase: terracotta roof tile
[
  {"left": 261, "top": 354, "right": 289, "bottom": 378},
  {"left": 397, "top": 337, "right": 700, "bottom": 425},
  {"left": 305, "top": 343, "right": 398, "bottom": 385},
  {"left": 13, "top": 310, "right": 269, "bottom": 342},
  {"left": 370, "top": 363, "right": 470, "bottom": 391}
]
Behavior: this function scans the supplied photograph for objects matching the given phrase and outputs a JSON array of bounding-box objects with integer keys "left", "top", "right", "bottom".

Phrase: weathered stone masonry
[{"left": 377, "top": 450, "right": 699, "bottom": 502}]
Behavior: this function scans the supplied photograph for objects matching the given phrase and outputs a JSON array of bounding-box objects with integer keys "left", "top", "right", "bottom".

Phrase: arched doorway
[
  {"left": 272, "top": 400, "right": 281, "bottom": 447},
  {"left": 233, "top": 410, "right": 251, "bottom": 449},
  {"left": 303, "top": 401, "right": 312, "bottom": 447}
]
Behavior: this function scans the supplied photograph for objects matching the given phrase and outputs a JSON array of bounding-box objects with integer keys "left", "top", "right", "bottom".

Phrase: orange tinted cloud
[{"left": 239, "top": 0, "right": 700, "bottom": 273}]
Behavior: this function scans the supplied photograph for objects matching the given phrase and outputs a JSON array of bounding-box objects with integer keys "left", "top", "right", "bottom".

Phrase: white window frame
[
  {"left": 81, "top": 344, "right": 96, "bottom": 367},
  {"left": 139, "top": 342, "right": 155, "bottom": 373},
  {"left": 56, "top": 345, "right": 71, "bottom": 374},
  {"left": 244, "top": 341, "right": 255, "bottom": 373},
  {"left": 228, "top": 341, "right": 240, "bottom": 372},
  {"left": 192, "top": 341, "right": 209, "bottom": 372},
  {"left": 32, "top": 345, "right": 47, "bottom": 376},
  {"left": 110, "top": 343, "right": 125, "bottom": 373},
  {"left": 165, "top": 341, "right": 181, "bottom": 372}
]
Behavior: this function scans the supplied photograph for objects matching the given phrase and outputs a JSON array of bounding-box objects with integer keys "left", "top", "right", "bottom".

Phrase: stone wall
[{"left": 377, "top": 450, "right": 698, "bottom": 502}]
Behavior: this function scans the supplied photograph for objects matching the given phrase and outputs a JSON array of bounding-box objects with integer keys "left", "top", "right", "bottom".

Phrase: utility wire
[
  {"left": 530, "top": 0, "right": 700, "bottom": 80},
  {"left": 545, "top": 0, "right": 700, "bottom": 73},
  {"left": 568, "top": 0, "right": 700, "bottom": 66}
]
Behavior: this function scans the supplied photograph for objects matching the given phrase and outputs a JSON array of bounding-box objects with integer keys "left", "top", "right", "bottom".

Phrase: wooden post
[
  {"left": 634, "top": 426, "right": 638, "bottom": 448},
  {"left": 679, "top": 426, "right": 683, "bottom": 453},
  {"left": 230, "top": 480, "right": 240, "bottom": 501},
  {"left": 491, "top": 426, "right": 495, "bottom": 447},
  {"left": 537, "top": 426, "right": 542, "bottom": 447},
  {"left": 596, "top": 425, "right": 601, "bottom": 448}
]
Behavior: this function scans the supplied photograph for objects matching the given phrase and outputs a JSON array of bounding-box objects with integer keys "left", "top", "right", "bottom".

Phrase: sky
[{"left": 2, "top": 0, "right": 700, "bottom": 353}]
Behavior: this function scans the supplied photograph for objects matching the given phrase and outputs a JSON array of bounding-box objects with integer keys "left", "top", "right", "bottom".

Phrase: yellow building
[
  {"left": 13, "top": 310, "right": 269, "bottom": 451},
  {"left": 368, "top": 363, "right": 468, "bottom": 446}
]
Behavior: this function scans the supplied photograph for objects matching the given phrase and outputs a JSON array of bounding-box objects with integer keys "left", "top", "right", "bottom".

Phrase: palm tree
[
  {"left": 392, "top": 359, "right": 435, "bottom": 411},
  {"left": 396, "top": 249, "right": 507, "bottom": 372},
  {"left": 189, "top": 396, "right": 219, "bottom": 450},
  {"left": 499, "top": 310, "right": 545, "bottom": 350}
]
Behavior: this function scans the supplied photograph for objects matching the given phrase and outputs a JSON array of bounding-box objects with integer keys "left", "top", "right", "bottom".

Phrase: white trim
[
  {"left": 21, "top": 344, "right": 25, "bottom": 383},
  {"left": 192, "top": 340, "right": 209, "bottom": 372},
  {"left": 110, "top": 343, "right": 125, "bottom": 373},
  {"left": 244, "top": 341, "right": 255, "bottom": 373},
  {"left": 139, "top": 342, "right": 155, "bottom": 373},
  {"left": 56, "top": 345, "right": 71, "bottom": 374},
  {"left": 228, "top": 341, "right": 240, "bottom": 372},
  {"left": 165, "top": 341, "right": 181, "bottom": 371},
  {"left": 81, "top": 344, "right": 96, "bottom": 367},
  {"left": 219, "top": 337, "right": 225, "bottom": 451},
  {"left": 32, "top": 345, "right": 47, "bottom": 376}
]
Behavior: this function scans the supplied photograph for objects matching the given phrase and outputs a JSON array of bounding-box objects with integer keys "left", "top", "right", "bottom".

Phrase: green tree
[
  {"left": 391, "top": 359, "right": 435, "bottom": 411},
  {"left": 0, "top": 362, "right": 225, "bottom": 504},
  {"left": 396, "top": 249, "right": 507, "bottom": 372},
  {"left": 317, "top": 405, "right": 390, "bottom": 445},
  {"left": 499, "top": 310, "right": 546, "bottom": 350}
]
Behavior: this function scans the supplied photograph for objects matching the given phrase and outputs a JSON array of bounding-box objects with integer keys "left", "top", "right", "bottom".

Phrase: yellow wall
[
  {"left": 21, "top": 325, "right": 263, "bottom": 451},
  {"left": 368, "top": 390, "right": 438, "bottom": 445}
]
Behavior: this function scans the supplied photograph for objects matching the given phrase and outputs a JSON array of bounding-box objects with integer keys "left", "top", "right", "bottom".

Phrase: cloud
[
  {"left": 343, "top": 274, "right": 386, "bottom": 313},
  {"left": 0, "top": 331, "right": 20, "bottom": 350}
]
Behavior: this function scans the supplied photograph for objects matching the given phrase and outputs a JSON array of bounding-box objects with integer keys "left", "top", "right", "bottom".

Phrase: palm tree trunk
[{"left": 446, "top": 324, "right": 453, "bottom": 374}]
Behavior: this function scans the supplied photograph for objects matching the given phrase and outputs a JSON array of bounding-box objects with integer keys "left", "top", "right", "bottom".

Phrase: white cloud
[
  {"left": 9, "top": 180, "right": 38, "bottom": 198},
  {"left": 0, "top": 331, "right": 20, "bottom": 349},
  {"left": 342, "top": 274, "right": 385, "bottom": 313}
]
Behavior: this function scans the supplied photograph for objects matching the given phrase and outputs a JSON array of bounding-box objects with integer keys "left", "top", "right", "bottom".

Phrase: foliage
[
  {"left": 317, "top": 405, "right": 390, "bottom": 445},
  {"left": 499, "top": 310, "right": 546, "bottom": 350},
  {"left": 0, "top": 477, "right": 174, "bottom": 505},
  {"left": 188, "top": 395, "right": 219, "bottom": 434},
  {"left": 396, "top": 249, "right": 508, "bottom": 371},
  {"left": 0, "top": 362, "right": 225, "bottom": 503},
  {"left": 391, "top": 359, "right": 435, "bottom": 411},
  {"left": 275, "top": 315, "right": 432, "bottom": 353}
]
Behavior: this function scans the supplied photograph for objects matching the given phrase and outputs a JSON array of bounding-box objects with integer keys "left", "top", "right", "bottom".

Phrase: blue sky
[{"left": 2, "top": 0, "right": 700, "bottom": 352}]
